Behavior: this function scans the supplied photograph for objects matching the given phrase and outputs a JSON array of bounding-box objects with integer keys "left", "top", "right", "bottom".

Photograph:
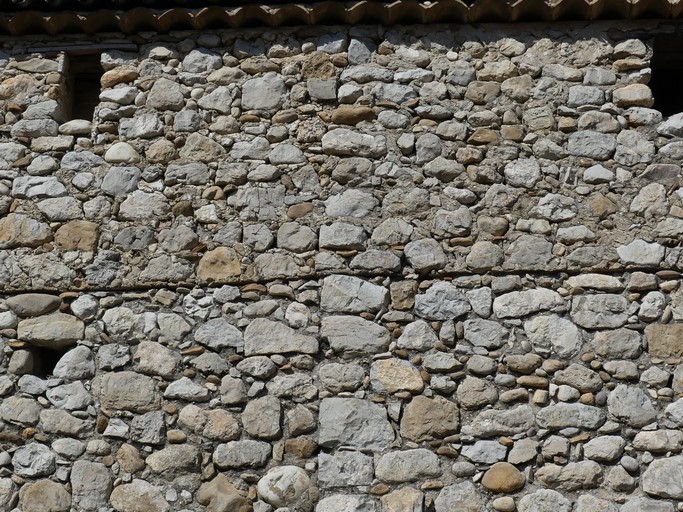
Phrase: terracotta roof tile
[{"left": 0, "top": 0, "right": 681, "bottom": 35}]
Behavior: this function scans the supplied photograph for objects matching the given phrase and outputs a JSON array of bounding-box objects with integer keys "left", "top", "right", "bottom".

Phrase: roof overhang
[{"left": 1, "top": 0, "right": 683, "bottom": 35}]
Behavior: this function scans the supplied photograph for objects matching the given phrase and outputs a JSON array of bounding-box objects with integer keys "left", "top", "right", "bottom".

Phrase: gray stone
[
  {"left": 621, "top": 497, "right": 674, "bottom": 512},
  {"left": 321, "top": 275, "right": 388, "bottom": 313},
  {"left": 146, "top": 445, "right": 199, "bottom": 477},
  {"left": 12, "top": 176, "right": 67, "bottom": 199},
  {"left": 130, "top": 410, "right": 166, "bottom": 444},
  {"left": 321, "top": 315, "right": 390, "bottom": 354},
  {"left": 567, "top": 131, "right": 616, "bottom": 160},
  {"left": 642, "top": 455, "right": 683, "bottom": 499},
  {"left": 182, "top": 48, "right": 221, "bottom": 72},
  {"left": 414, "top": 281, "right": 471, "bottom": 320},
  {"left": 134, "top": 341, "right": 181, "bottom": 379},
  {"left": 319, "top": 362, "right": 365, "bottom": 393},
  {"left": 325, "top": 189, "right": 378, "bottom": 218},
  {"left": 213, "top": 440, "right": 271, "bottom": 469},
  {"left": 404, "top": 238, "right": 447, "bottom": 272},
  {"left": 594, "top": 328, "right": 641, "bottom": 359},
  {"left": 317, "top": 494, "right": 377, "bottom": 512},
  {"left": 535, "top": 461, "right": 602, "bottom": 491},
  {"left": 462, "top": 405, "right": 535, "bottom": 437},
  {"left": 198, "top": 86, "right": 235, "bottom": 114},
  {"left": 243, "top": 395, "right": 282, "bottom": 440},
  {"left": 536, "top": 403, "right": 606, "bottom": 430},
  {"left": 194, "top": 318, "right": 243, "bottom": 350},
  {"left": 554, "top": 363, "right": 603, "bottom": 392},
  {"left": 163, "top": 376, "right": 209, "bottom": 402},
  {"left": 319, "top": 222, "right": 366, "bottom": 250},
  {"left": 518, "top": 489, "right": 572, "bottom": 512},
  {"left": 71, "top": 461, "right": 112, "bottom": 511},
  {"left": 94, "top": 371, "right": 161, "bottom": 412},
  {"left": 584, "top": 436, "right": 625, "bottom": 462},
  {"left": 242, "top": 73, "right": 288, "bottom": 110},
  {"left": 607, "top": 384, "right": 656, "bottom": 427},
  {"left": 244, "top": 318, "right": 318, "bottom": 355},
  {"left": 617, "top": 239, "right": 665, "bottom": 266},
  {"left": 397, "top": 320, "right": 439, "bottom": 352},
  {"left": 525, "top": 314, "right": 582, "bottom": 358},
  {"left": 53, "top": 346, "right": 95, "bottom": 380},
  {"left": 493, "top": 288, "right": 565, "bottom": 318},
  {"left": 571, "top": 294, "right": 628, "bottom": 329},
  {"left": 101, "top": 166, "right": 140, "bottom": 196},
  {"left": 110, "top": 479, "right": 169, "bottom": 512},
  {"left": 12, "top": 443, "right": 56, "bottom": 477},
  {"left": 322, "top": 129, "right": 387, "bottom": 158},
  {"left": 0, "top": 396, "right": 41, "bottom": 425},
  {"left": 504, "top": 157, "right": 541, "bottom": 188},
  {"left": 46, "top": 381, "right": 92, "bottom": 411},
  {"left": 318, "top": 451, "right": 373, "bottom": 488},
  {"left": 17, "top": 313, "right": 84, "bottom": 349},
  {"left": 147, "top": 77, "right": 184, "bottom": 110},
  {"left": 460, "top": 440, "right": 507, "bottom": 464},
  {"left": 319, "top": 397, "right": 394, "bottom": 450},
  {"left": 463, "top": 319, "right": 508, "bottom": 349},
  {"left": 375, "top": 449, "right": 441, "bottom": 483},
  {"left": 434, "top": 482, "right": 484, "bottom": 512},
  {"left": 257, "top": 465, "right": 310, "bottom": 509}
]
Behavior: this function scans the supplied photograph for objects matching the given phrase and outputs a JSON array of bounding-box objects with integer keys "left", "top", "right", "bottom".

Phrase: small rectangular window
[
  {"left": 650, "top": 34, "right": 683, "bottom": 117},
  {"left": 65, "top": 53, "right": 104, "bottom": 121}
]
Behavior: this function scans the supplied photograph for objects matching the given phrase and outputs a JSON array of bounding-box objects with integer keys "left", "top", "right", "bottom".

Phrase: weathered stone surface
[
  {"left": 518, "top": 490, "right": 572, "bottom": 512},
  {"left": 536, "top": 461, "right": 603, "bottom": 491},
  {"left": 71, "top": 461, "right": 112, "bottom": 511},
  {"left": 322, "top": 128, "right": 387, "bottom": 158},
  {"left": 197, "top": 474, "right": 252, "bottom": 512},
  {"left": 242, "top": 73, "right": 288, "bottom": 110},
  {"left": 524, "top": 314, "right": 582, "bottom": 357},
  {"left": 375, "top": 449, "right": 441, "bottom": 483},
  {"left": 321, "top": 315, "right": 390, "bottom": 354},
  {"left": 213, "top": 440, "right": 271, "bottom": 469},
  {"left": 414, "top": 281, "right": 471, "bottom": 320},
  {"left": 435, "top": 482, "right": 484, "bottom": 512},
  {"left": 19, "top": 480, "right": 70, "bottom": 512},
  {"left": 493, "top": 288, "right": 565, "bottom": 318},
  {"left": 244, "top": 318, "right": 318, "bottom": 355},
  {"left": 94, "top": 371, "right": 161, "bottom": 412},
  {"left": 110, "top": 479, "right": 169, "bottom": 512},
  {"left": 12, "top": 443, "right": 56, "bottom": 477},
  {"left": 318, "top": 451, "right": 373, "bottom": 488},
  {"left": 645, "top": 323, "right": 683, "bottom": 358},
  {"left": 17, "top": 313, "right": 84, "bottom": 348},
  {"left": 607, "top": 384, "right": 656, "bottom": 427},
  {"left": 0, "top": 213, "right": 52, "bottom": 249},
  {"left": 321, "top": 275, "right": 388, "bottom": 313},
  {"left": 571, "top": 294, "right": 628, "bottom": 329},
  {"left": 257, "top": 466, "right": 310, "bottom": 508},
  {"left": 370, "top": 358, "right": 424, "bottom": 393},
  {"left": 462, "top": 405, "right": 535, "bottom": 437},
  {"left": 319, "top": 397, "right": 394, "bottom": 450},
  {"left": 641, "top": 455, "right": 683, "bottom": 498},
  {"left": 536, "top": 403, "right": 606, "bottom": 430}
]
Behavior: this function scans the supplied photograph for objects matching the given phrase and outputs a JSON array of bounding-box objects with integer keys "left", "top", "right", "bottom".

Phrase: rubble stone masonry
[{"left": 0, "top": 19, "right": 682, "bottom": 512}]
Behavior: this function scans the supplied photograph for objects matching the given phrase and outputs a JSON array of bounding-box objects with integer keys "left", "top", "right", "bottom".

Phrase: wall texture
[{"left": 0, "top": 20, "right": 681, "bottom": 512}]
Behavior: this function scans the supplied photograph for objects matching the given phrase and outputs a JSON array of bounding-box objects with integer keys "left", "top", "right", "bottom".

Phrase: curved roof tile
[{"left": 0, "top": 0, "right": 680, "bottom": 35}]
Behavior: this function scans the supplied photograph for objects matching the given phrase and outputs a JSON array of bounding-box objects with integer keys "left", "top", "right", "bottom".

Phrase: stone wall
[{"left": 0, "top": 20, "right": 682, "bottom": 512}]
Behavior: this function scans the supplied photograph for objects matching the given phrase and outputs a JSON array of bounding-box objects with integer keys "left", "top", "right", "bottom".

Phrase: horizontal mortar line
[{"left": 0, "top": 266, "right": 670, "bottom": 297}]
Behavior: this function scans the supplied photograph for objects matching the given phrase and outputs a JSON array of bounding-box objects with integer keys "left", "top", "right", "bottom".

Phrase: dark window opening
[
  {"left": 65, "top": 53, "right": 104, "bottom": 121},
  {"left": 29, "top": 346, "right": 68, "bottom": 378},
  {"left": 650, "top": 35, "right": 683, "bottom": 117}
]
